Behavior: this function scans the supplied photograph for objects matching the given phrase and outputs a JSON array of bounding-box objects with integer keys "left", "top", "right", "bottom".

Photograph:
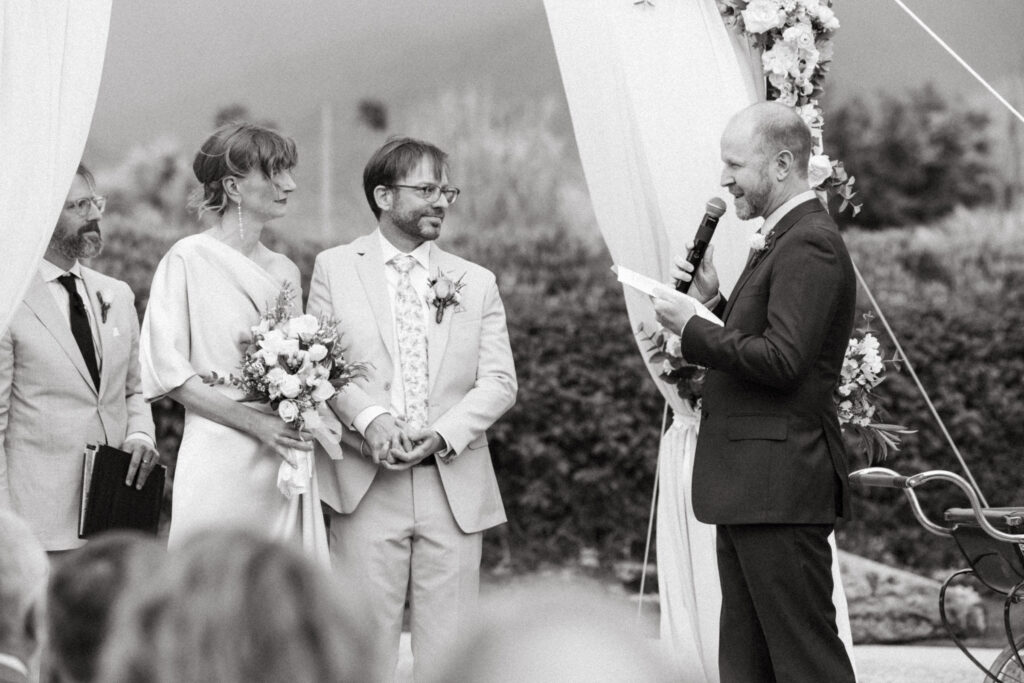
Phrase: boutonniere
[
  {"left": 425, "top": 269, "right": 466, "bottom": 324},
  {"left": 96, "top": 289, "right": 113, "bottom": 324},
  {"left": 748, "top": 230, "right": 772, "bottom": 252}
]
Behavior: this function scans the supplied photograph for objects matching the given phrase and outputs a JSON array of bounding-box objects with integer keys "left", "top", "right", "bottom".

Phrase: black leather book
[{"left": 78, "top": 443, "right": 165, "bottom": 538}]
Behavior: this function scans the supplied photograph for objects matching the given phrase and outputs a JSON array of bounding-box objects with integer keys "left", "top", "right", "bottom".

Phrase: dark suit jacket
[{"left": 681, "top": 199, "right": 856, "bottom": 525}]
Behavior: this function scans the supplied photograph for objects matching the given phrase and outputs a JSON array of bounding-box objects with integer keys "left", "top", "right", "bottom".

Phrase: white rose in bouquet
[
  {"left": 741, "top": 0, "right": 784, "bottom": 34},
  {"left": 278, "top": 399, "right": 300, "bottom": 423},
  {"left": 311, "top": 378, "right": 335, "bottom": 402},
  {"left": 808, "top": 154, "right": 833, "bottom": 187},
  {"left": 265, "top": 367, "right": 287, "bottom": 397},
  {"left": 287, "top": 314, "right": 320, "bottom": 339},
  {"left": 278, "top": 373, "right": 303, "bottom": 398},
  {"left": 307, "top": 343, "right": 328, "bottom": 362}
]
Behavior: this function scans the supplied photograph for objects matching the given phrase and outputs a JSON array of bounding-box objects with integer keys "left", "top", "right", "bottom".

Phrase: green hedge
[{"left": 96, "top": 209, "right": 1024, "bottom": 573}]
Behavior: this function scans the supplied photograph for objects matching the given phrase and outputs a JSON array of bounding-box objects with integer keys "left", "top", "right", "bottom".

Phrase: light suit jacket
[
  {"left": 308, "top": 234, "right": 517, "bottom": 533},
  {"left": 0, "top": 268, "right": 155, "bottom": 550}
]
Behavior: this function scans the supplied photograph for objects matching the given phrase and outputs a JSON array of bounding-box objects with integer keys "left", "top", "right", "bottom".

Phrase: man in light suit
[
  {"left": 0, "top": 165, "right": 158, "bottom": 554},
  {"left": 654, "top": 103, "right": 856, "bottom": 682},
  {"left": 309, "top": 138, "right": 517, "bottom": 682}
]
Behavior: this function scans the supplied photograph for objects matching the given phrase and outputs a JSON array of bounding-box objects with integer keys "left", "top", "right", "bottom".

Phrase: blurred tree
[
  {"left": 357, "top": 99, "right": 389, "bottom": 131},
  {"left": 214, "top": 103, "right": 252, "bottom": 128},
  {"left": 825, "top": 84, "right": 998, "bottom": 229}
]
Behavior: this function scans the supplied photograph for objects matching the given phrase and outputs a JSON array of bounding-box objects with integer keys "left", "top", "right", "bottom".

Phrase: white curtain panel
[{"left": 0, "top": 0, "right": 112, "bottom": 335}]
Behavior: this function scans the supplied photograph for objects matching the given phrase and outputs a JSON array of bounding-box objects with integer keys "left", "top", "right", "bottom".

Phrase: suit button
[{"left": 384, "top": 382, "right": 392, "bottom": 391}]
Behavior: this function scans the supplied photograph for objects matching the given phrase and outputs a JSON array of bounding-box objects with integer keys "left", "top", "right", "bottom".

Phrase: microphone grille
[{"left": 706, "top": 197, "right": 727, "bottom": 218}]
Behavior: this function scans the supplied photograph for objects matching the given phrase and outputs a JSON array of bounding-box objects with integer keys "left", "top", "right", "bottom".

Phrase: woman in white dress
[{"left": 140, "top": 123, "right": 328, "bottom": 561}]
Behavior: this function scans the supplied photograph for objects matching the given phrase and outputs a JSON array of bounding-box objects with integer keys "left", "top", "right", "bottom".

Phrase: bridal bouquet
[
  {"left": 716, "top": 0, "right": 860, "bottom": 215},
  {"left": 836, "top": 314, "right": 914, "bottom": 466},
  {"left": 205, "top": 282, "right": 365, "bottom": 497}
]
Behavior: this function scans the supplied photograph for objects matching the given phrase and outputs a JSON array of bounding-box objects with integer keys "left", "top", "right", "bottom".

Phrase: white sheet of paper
[{"left": 612, "top": 265, "right": 723, "bottom": 327}]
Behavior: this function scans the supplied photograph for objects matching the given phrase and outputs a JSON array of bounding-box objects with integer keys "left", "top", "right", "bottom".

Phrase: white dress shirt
[
  {"left": 352, "top": 230, "right": 434, "bottom": 436},
  {"left": 38, "top": 258, "right": 154, "bottom": 450},
  {"left": 760, "top": 189, "right": 820, "bottom": 236}
]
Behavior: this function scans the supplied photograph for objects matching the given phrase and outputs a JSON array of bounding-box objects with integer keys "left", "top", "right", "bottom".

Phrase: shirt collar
[
  {"left": 376, "top": 229, "right": 431, "bottom": 271},
  {"left": 761, "top": 189, "right": 819, "bottom": 235},
  {"left": 0, "top": 653, "right": 28, "bottom": 677},
  {"left": 39, "top": 258, "right": 83, "bottom": 283}
]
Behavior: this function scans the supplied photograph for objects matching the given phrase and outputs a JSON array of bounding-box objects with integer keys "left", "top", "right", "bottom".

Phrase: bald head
[
  {"left": 0, "top": 510, "right": 47, "bottom": 658},
  {"left": 727, "top": 102, "right": 812, "bottom": 179},
  {"left": 720, "top": 102, "right": 813, "bottom": 219}
]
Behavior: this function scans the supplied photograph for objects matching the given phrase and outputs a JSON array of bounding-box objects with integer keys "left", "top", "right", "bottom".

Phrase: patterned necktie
[
  {"left": 57, "top": 273, "right": 101, "bottom": 388},
  {"left": 389, "top": 255, "right": 429, "bottom": 430}
]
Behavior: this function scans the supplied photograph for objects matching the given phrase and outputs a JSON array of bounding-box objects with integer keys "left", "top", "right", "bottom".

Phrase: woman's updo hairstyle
[{"left": 189, "top": 122, "right": 298, "bottom": 217}]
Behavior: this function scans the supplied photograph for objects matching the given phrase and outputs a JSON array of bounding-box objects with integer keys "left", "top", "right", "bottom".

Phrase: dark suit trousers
[{"left": 716, "top": 523, "right": 855, "bottom": 683}]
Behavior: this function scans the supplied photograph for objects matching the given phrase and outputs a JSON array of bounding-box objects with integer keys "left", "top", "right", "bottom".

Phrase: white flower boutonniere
[
  {"left": 748, "top": 231, "right": 769, "bottom": 252},
  {"left": 426, "top": 269, "right": 467, "bottom": 324},
  {"left": 96, "top": 289, "right": 114, "bottom": 323}
]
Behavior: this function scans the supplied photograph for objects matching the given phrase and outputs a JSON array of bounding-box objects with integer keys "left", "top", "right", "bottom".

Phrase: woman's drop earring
[{"left": 236, "top": 198, "right": 245, "bottom": 241}]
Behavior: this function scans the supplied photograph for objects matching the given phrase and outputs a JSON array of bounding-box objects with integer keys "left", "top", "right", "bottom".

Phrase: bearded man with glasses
[
  {"left": 309, "top": 137, "right": 517, "bottom": 682},
  {"left": 0, "top": 164, "right": 157, "bottom": 556}
]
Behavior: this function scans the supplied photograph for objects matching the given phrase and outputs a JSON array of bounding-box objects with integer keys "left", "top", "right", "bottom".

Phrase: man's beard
[
  {"left": 734, "top": 176, "right": 772, "bottom": 220},
  {"left": 53, "top": 220, "right": 104, "bottom": 261},
  {"left": 392, "top": 207, "right": 444, "bottom": 241}
]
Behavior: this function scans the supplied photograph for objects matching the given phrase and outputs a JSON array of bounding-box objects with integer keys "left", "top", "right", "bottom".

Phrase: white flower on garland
[
  {"left": 782, "top": 21, "right": 815, "bottom": 50},
  {"left": 808, "top": 154, "right": 833, "bottom": 187},
  {"left": 716, "top": 0, "right": 862, "bottom": 215},
  {"left": 741, "top": 0, "right": 785, "bottom": 34}
]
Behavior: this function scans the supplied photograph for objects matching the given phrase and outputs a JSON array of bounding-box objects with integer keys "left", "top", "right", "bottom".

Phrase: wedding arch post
[{"left": 0, "top": 0, "right": 112, "bottom": 335}]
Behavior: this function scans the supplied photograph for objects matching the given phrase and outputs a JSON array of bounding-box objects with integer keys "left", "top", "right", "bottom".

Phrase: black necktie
[{"left": 57, "top": 274, "right": 101, "bottom": 388}]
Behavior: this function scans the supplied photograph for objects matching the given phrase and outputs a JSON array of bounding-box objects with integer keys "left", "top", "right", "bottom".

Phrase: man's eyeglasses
[
  {"left": 65, "top": 195, "right": 107, "bottom": 217},
  {"left": 388, "top": 184, "right": 460, "bottom": 205}
]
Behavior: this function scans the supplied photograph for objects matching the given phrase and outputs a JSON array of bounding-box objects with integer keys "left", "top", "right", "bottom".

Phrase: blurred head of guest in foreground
[
  {"left": 0, "top": 510, "right": 48, "bottom": 683},
  {"left": 45, "top": 531, "right": 163, "bottom": 683},
  {"left": 434, "top": 579, "right": 673, "bottom": 683},
  {"left": 97, "top": 529, "right": 364, "bottom": 683}
]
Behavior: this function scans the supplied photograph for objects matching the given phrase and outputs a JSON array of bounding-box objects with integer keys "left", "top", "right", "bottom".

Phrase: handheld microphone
[{"left": 676, "top": 197, "right": 727, "bottom": 293}]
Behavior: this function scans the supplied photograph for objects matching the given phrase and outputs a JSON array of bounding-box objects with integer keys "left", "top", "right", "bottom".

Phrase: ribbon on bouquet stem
[{"left": 275, "top": 419, "right": 345, "bottom": 500}]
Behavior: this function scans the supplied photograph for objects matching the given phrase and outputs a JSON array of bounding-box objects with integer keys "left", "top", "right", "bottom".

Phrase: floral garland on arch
[
  {"left": 716, "top": 0, "right": 861, "bottom": 216},
  {"left": 637, "top": 313, "right": 913, "bottom": 465}
]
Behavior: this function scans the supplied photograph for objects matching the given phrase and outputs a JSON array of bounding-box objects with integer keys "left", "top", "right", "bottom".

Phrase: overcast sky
[{"left": 86, "top": 0, "right": 1024, "bottom": 161}]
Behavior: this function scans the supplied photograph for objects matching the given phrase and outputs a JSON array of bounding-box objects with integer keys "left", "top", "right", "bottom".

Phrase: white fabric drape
[
  {"left": 0, "top": 1, "right": 112, "bottom": 336},
  {"left": 543, "top": 1, "right": 854, "bottom": 680}
]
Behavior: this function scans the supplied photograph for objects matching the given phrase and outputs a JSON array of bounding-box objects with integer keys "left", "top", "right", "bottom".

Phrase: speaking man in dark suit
[{"left": 653, "top": 102, "right": 856, "bottom": 682}]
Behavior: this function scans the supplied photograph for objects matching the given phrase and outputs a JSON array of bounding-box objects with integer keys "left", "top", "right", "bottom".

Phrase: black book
[{"left": 79, "top": 443, "right": 165, "bottom": 538}]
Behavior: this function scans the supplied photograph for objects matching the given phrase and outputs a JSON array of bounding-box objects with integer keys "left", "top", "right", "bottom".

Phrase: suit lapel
[
  {"left": 723, "top": 199, "right": 824, "bottom": 321},
  {"left": 353, "top": 236, "right": 397, "bottom": 363},
  {"left": 427, "top": 245, "right": 455, "bottom": 394},
  {"left": 22, "top": 274, "right": 98, "bottom": 394}
]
